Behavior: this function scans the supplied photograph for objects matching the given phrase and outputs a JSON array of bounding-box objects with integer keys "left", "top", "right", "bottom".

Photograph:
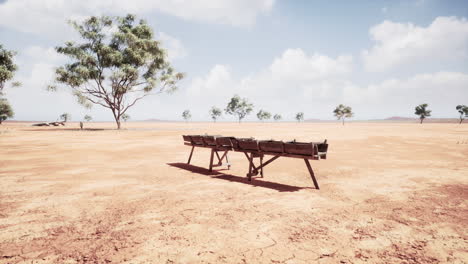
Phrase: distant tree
[
  {"left": 209, "top": 106, "right": 222, "bottom": 123},
  {"left": 49, "top": 14, "right": 184, "bottom": 129},
  {"left": 256, "top": 110, "right": 271, "bottom": 122},
  {"left": 333, "top": 104, "right": 353, "bottom": 125},
  {"left": 122, "top": 113, "right": 130, "bottom": 122},
  {"left": 80, "top": 115, "right": 92, "bottom": 130},
  {"left": 182, "top": 110, "right": 191, "bottom": 123},
  {"left": 0, "top": 44, "right": 21, "bottom": 94},
  {"left": 456, "top": 105, "right": 468, "bottom": 124},
  {"left": 60, "top": 113, "right": 71, "bottom": 122},
  {"left": 84, "top": 115, "right": 93, "bottom": 122},
  {"left": 225, "top": 95, "right": 253, "bottom": 123},
  {"left": 414, "top": 104, "right": 431, "bottom": 124},
  {"left": 273, "top": 114, "right": 282, "bottom": 121},
  {"left": 295, "top": 112, "right": 304, "bottom": 123},
  {"left": 0, "top": 98, "right": 14, "bottom": 124}
]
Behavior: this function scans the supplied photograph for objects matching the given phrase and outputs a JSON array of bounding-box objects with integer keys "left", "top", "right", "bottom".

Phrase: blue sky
[{"left": 1, "top": 0, "right": 467, "bottom": 121}]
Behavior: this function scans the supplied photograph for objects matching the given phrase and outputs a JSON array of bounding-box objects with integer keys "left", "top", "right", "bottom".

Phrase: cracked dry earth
[{"left": 0, "top": 122, "right": 467, "bottom": 264}]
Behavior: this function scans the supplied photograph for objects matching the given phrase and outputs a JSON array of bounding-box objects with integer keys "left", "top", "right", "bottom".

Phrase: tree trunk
[
  {"left": 342, "top": 118, "right": 344, "bottom": 126},
  {"left": 0, "top": 120, "right": 2, "bottom": 125},
  {"left": 420, "top": 117, "right": 424, "bottom": 124},
  {"left": 460, "top": 118, "right": 463, "bottom": 124}
]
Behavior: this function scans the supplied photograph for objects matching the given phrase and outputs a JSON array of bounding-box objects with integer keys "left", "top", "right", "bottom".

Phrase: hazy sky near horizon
[{"left": 1, "top": 0, "right": 467, "bottom": 121}]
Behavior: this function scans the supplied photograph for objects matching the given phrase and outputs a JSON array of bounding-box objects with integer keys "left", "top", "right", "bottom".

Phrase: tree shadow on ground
[{"left": 167, "top": 162, "right": 313, "bottom": 192}]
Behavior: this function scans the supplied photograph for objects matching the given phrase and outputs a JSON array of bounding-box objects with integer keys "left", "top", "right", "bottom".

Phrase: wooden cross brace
[
  {"left": 186, "top": 146, "right": 230, "bottom": 171},
  {"left": 243, "top": 152, "right": 320, "bottom": 189}
]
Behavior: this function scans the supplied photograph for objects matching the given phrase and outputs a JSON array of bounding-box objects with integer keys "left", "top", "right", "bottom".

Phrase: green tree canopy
[
  {"left": 225, "top": 95, "right": 253, "bottom": 123},
  {"left": 0, "top": 98, "right": 14, "bottom": 124},
  {"left": 209, "top": 106, "right": 222, "bottom": 122},
  {"left": 333, "top": 104, "right": 353, "bottom": 125},
  {"left": 414, "top": 104, "right": 431, "bottom": 124},
  {"left": 295, "top": 112, "right": 304, "bottom": 122},
  {"left": 50, "top": 14, "right": 184, "bottom": 129},
  {"left": 456, "top": 105, "right": 468, "bottom": 124},
  {"left": 256, "top": 109, "right": 271, "bottom": 122},
  {"left": 0, "top": 44, "right": 19, "bottom": 94},
  {"left": 182, "top": 110, "right": 191, "bottom": 122},
  {"left": 84, "top": 115, "right": 93, "bottom": 122},
  {"left": 273, "top": 114, "right": 282, "bottom": 121}
]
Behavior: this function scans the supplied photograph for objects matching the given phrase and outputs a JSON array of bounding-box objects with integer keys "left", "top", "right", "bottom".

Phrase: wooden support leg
[
  {"left": 247, "top": 153, "right": 253, "bottom": 181},
  {"left": 187, "top": 146, "right": 195, "bottom": 164},
  {"left": 209, "top": 149, "right": 215, "bottom": 172},
  {"left": 224, "top": 151, "right": 230, "bottom": 169},
  {"left": 260, "top": 155, "right": 264, "bottom": 178},
  {"left": 304, "top": 159, "right": 320, "bottom": 190}
]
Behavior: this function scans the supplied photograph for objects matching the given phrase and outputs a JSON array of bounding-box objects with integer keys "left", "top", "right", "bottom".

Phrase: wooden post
[
  {"left": 209, "top": 149, "right": 215, "bottom": 172},
  {"left": 260, "top": 155, "right": 264, "bottom": 178},
  {"left": 247, "top": 153, "right": 253, "bottom": 181},
  {"left": 304, "top": 159, "right": 320, "bottom": 189},
  {"left": 187, "top": 146, "right": 195, "bottom": 164}
]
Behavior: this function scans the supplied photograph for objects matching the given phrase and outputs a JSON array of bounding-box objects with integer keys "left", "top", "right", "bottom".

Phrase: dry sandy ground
[{"left": 0, "top": 122, "right": 467, "bottom": 264}]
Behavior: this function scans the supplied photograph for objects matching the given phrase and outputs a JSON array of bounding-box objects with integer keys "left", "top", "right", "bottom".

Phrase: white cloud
[
  {"left": 184, "top": 49, "right": 354, "bottom": 120},
  {"left": 344, "top": 71, "right": 468, "bottom": 117},
  {"left": 0, "top": 0, "right": 274, "bottom": 35},
  {"left": 363, "top": 16, "right": 468, "bottom": 72},
  {"left": 187, "top": 64, "right": 234, "bottom": 97},
  {"left": 157, "top": 32, "right": 188, "bottom": 61}
]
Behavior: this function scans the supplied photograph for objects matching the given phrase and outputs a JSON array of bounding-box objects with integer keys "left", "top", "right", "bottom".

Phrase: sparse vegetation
[
  {"left": 225, "top": 95, "right": 253, "bottom": 123},
  {"left": 182, "top": 110, "right": 191, "bottom": 123},
  {"left": 60, "top": 113, "right": 71, "bottom": 122},
  {"left": 0, "top": 98, "right": 14, "bottom": 124},
  {"left": 122, "top": 113, "right": 130, "bottom": 122},
  {"left": 209, "top": 106, "right": 222, "bottom": 122},
  {"left": 414, "top": 104, "right": 431, "bottom": 124},
  {"left": 273, "top": 114, "right": 282, "bottom": 121},
  {"left": 333, "top": 104, "right": 353, "bottom": 125},
  {"left": 295, "top": 112, "right": 304, "bottom": 123},
  {"left": 0, "top": 44, "right": 20, "bottom": 94},
  {"left": 256, "top": 110, "right": 271, "bottom": 122},
  {"left": 49, "top": 14, "right": 184, "bottom": 129},
  {"left": 456, "top": 105, "right": 468, "bottom": 124},
  {"left": 84, "top": 115, "right": 92, "bottom": 122}
]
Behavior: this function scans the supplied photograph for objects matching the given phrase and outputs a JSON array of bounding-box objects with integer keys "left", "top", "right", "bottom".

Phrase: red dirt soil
[{"left": 0, "top": 122, "right": 467, "bottom": 263}]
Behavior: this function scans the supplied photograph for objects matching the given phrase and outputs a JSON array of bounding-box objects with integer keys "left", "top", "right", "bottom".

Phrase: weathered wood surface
[{"left": 181, "top": 135, "right": 328, "bottom": 189}]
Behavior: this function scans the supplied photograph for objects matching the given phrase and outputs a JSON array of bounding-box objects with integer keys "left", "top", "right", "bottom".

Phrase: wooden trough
[{"left": 181, "top": 135, "right": 328, "bottom": 189}]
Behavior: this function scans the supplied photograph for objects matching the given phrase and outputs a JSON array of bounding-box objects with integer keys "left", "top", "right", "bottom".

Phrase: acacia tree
[
  {"left": 333, "top": 104, "right": 353, "bottom": 125},
  {"left": 0, "top": 44, "right": 20, "bottom": 94},
  {"left": 273, "top": 114, "right": 282, "bottom": 121},
  {"left": 0, "top": 98, "right": 13, "bottom": 124},
  {"left": 414, "top": 103, "right": 431, "bottom": 124},
  {"left": 209, "top": 106, "right": 222, "bottom": 122},
  {"left": 50, "top": 14, "right": 184, "bottom": 129},
  {"left": 296, "top": 112, "right": 304, "bottom": 123},
  {"left": 225, "top": 95, "right": 253, "bottom": 123},
  {"left": 60, "top": 113, "right": 71, "bottom": 122},
  {"left": 256, "top": 109, "right": 271, "bottom": 122},
  {"left": 456, "top": 105, "right": 468, "bottom": 124},
  {"left": 182, "top": 110, "right": 191, "bottom": 123}
]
